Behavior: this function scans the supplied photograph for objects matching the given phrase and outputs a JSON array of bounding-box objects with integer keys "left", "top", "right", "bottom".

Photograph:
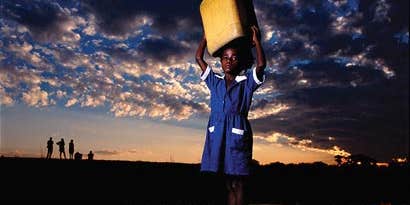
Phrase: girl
[{"left": 196, "top": 26, "right": 266, "bottom": 205}]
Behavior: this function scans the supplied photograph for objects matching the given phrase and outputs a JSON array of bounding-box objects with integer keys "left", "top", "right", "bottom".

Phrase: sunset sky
[{"left": 0, "top": 0, "right": 408, "bottom": 164}]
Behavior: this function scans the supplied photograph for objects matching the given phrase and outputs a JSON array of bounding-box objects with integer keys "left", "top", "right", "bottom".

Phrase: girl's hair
[{"left": 216, "top": 37, "right": 254, "bottom": 71}]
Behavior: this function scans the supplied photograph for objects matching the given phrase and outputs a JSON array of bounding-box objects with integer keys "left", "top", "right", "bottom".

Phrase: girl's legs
[
  {"left": 226, "top": 178, "right": 235, "bottom": 205},
  {"left": 226, "top": 175, "right": 245, "bottom": 205},
  {"left": 234, "top": 178, "right": 244, "bottom": 205}
]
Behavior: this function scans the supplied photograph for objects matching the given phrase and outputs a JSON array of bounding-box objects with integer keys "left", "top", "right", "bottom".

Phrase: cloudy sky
[{"left": 0, "top": 0, "right": 408, "bottom": 164}]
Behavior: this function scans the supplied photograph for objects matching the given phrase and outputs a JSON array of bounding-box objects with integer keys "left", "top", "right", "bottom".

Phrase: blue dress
[{"left": 200, "top": 65, "right": 265, "bottom": 176}]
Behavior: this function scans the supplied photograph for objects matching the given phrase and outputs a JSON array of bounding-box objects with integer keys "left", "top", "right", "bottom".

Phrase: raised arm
[
  {"left": 195, "top": 34, "right": 208, "bottom": 72},
  {"left": 251, "top": 26, "right": 266, "bottom": 74}
]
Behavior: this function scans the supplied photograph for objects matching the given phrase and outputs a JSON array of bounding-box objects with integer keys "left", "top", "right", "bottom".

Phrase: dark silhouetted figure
[
  {"left": 74, "top": 152, "right": 82, "bottom": 160},
  {"left": 56, "top": 138, "right": 66, "bottom": 159},
  {"left": 69, "top": 139, "right": 74, "bottom": 159},
  {"left": 46, "top": 137, "right": 54, "bottom": 159},
  {"left": 87, "top": 150, "right": 94, "bottom": 160}
]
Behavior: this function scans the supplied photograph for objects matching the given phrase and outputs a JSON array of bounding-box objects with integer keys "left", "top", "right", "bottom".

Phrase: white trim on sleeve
[
  {"left": 253, "top": 67, "right": 265, "bottom": 85},
  {"left": 232, "top": 128, "right": 244, "bottom": 135},
  {"left": 200, "top": 66, "right": 211, "bottom": 81}
]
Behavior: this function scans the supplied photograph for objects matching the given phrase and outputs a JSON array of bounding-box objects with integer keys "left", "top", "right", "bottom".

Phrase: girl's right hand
[{"left": 251, "top": 25, "right": 261, "bottom": 46}]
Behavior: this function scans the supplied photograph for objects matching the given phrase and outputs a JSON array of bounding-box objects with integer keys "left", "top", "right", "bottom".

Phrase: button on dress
[{"left": 200, "top": 65, "right": 265, "bottom": 176}]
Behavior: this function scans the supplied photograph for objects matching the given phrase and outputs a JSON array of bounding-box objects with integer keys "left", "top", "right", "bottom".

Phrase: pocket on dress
[
  {"left": 208, "top": 126, "right": 215, "bottom": 133},
  {"left": 232, "top": 128, "right": 244, "bottom": 135},
  {"left": 231, "top": 128, "right": 248, "bottom": 151}
]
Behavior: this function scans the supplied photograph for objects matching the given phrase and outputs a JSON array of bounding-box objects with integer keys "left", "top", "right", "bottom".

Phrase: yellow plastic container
[{"left": 200, "top": 0, "right": 259, "bottom": 57}]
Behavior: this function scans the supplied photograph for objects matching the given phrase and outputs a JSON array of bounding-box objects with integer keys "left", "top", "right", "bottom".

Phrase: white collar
[
  {"left": 215, "top": 74, "right": 224, "bottom": 79},
  {"left": 215, "top": 74, "right": 247, "bottom": 82},
  {"left": 235, "top": 75, "right": 247, "bottom": 82}
]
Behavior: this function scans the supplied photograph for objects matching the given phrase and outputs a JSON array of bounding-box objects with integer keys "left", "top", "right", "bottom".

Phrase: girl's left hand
[{"left": 251, "top": 25, "right": 261, "bottom": 46}]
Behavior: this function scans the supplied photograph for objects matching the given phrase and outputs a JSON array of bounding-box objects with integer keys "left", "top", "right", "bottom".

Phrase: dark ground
[{"left": 1, "top": 157, "right": 408, "bottom": 205}]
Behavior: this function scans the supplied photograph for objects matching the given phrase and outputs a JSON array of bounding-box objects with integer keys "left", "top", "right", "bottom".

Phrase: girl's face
[{"left": 221, "top": 48, "right": 240, "bottom": 74}]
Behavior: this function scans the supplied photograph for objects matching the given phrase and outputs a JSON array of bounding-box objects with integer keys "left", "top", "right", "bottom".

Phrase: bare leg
[
  {"left": 226, "top": 176, "right": 246, "bottom": 205},
  {"left": 233, "top": 178, "right": 244, "bottom": 205},
  {"left": 226, "top": 178, "right": 236, "bottom": 205}
]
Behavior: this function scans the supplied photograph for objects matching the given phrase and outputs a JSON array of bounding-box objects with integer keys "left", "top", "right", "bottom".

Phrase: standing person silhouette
[
  {"left": 68, "top": 139, "right": 74, "bottom": 159},
  {"left": 87, "top": 150, "right": 94, "bottom": 160},
  {"left": 46, "top": 137, "right": 54, "bottom": 159},
  {"left": 56, "top": 138, "right": 66, "bottom": 159},
  {"left": 196, "top": 26, "right": 266, "bottom": 205}
]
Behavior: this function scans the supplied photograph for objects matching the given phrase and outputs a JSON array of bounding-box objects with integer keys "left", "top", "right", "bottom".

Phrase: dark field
[{"left": 1, "top": 157, "right": 408, "bottom": 205}]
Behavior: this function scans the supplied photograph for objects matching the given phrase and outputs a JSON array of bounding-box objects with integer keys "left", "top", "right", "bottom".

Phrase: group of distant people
[{"left": 46, "top": 137, "right": 94, "bottom": 160}]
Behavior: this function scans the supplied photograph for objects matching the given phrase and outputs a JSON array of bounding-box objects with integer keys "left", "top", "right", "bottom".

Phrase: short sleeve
[
  {"left": 200, "top": 65, "right": 218, "bottom": 90},
  {"left": 246, "top": 67, "right": 266, "bottom": 92}
]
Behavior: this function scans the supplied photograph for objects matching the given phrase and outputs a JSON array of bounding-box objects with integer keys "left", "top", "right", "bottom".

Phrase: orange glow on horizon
[
  {"left": 376, "top": 162, "right": 389, "bottom": 167},
  {"left": 392, "top": 157, "right": 408, "bottom": 163}
]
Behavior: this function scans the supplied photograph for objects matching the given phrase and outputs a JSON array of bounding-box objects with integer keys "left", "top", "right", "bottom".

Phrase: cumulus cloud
[
  {"left": 21, "top": 86, "right": 50, "bottom": 107},
  {"left": 0, "top": 85, "right": 14, "bottom": 106},
  {"left": 0, "top": 64, "right": 43, "bottom": 90},
  {"left": 249, "top": 102, "right": 290, "bottom": 120},
  {"left": 65, "top": 98, "right": 78, "bottom": 107},
  {"left": 51, "top": 46, "right": 91, "bottom": 69},
  {"left": 81, "top": 95, "right": 106, "bottom": 108},
  {"left": 254, "top": 131, "right": 351, "bottom": 157},
  {"left": 5, "top": 41, "right": 53, "bottom": 72},
  {"left": 1, "top": 0, "right": 210, "bottom": 121}
]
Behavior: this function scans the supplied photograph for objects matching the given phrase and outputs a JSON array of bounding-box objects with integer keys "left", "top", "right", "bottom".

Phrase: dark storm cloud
[
  {"left": 253, "top": 0, "right": 334, "bottom": 67},
  {"left": 138, "top": 38, "right": 186, "bottom": 63},
  {"left": 102, "top": 45, "right": 135, "bottom": 62},
  {"left": 357, "top": 0, "right": 409, "bottom": 71},
  {"left": 80, "top": 0, "right": 203, "bottom": 63},
  {"left": 270, "top": 59, "right": 387, "bottom": 90},
  {"left": 0, "top": 0, "right": 77, "bottom": 42},
  {"left": 315, "top": 33, "right": 368, "bottom": 56},
  {"left": 252, "top": 81, "right": 408, "bottom": 161},
  {"left": 254, "top": 0, "right": 408, "bottom": 67},
  {"left": 100, "top": 37, "right": 187, "bottom": 64},
  {"left": 81, "top": 0, "right": 203, "bottom": 39},
  {"left": 250, "top": 0, "right": 409, "bottom": 161},
  {"left": 255, "top": 0, "right": 332, "bottom": 32}
]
